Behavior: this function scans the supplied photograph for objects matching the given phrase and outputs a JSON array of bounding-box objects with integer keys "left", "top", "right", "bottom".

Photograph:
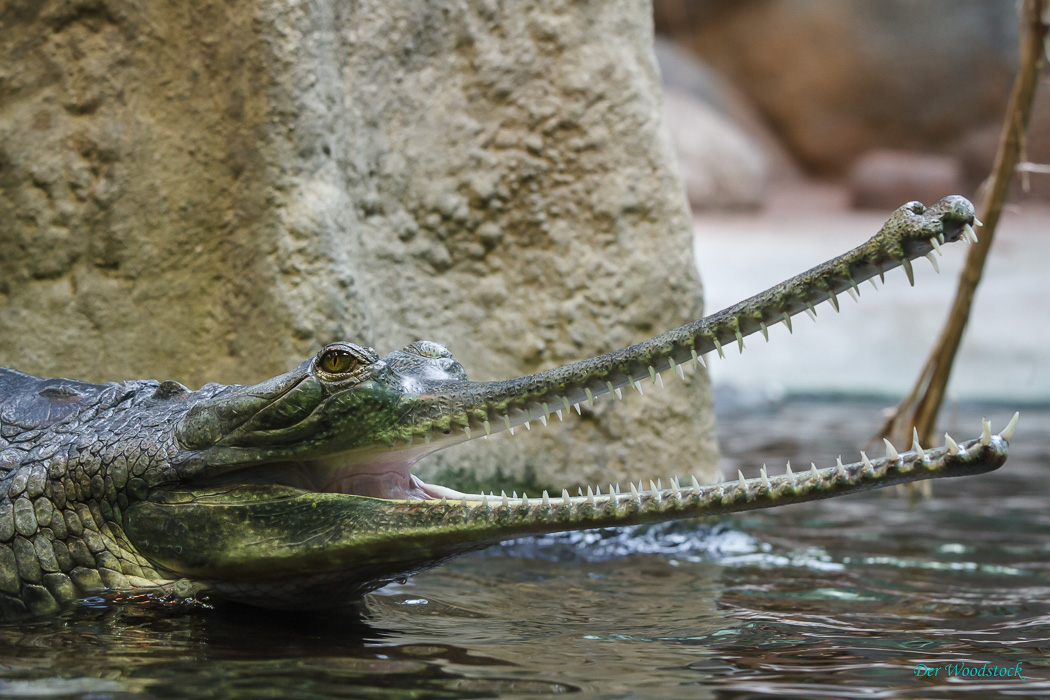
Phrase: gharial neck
[{"left": 396, "top": 195, "right": 978, "bottom": 444}]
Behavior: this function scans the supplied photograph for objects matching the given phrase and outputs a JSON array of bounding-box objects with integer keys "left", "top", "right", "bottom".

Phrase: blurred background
[{"left": 652, "top": 0, "right": 1049, "bottom": 405}]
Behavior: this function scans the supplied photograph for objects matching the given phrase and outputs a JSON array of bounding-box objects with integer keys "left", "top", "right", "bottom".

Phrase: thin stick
[{"left": 878, "top": 0, "right": 1048, "bottom": 460}]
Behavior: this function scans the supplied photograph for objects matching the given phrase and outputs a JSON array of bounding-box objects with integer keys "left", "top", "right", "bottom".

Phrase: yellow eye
[{"left": 320, "top": 351, "right": 358, "bottom": 374}]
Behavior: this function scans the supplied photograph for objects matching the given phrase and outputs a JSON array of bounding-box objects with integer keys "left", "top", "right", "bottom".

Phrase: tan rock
[{"left": 0, "top": 0, "right": 718, "bottom": 491}]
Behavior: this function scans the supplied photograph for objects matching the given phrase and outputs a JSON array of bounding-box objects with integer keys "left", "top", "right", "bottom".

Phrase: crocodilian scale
[{"left": 0, "top": 195, "right": 1017, "bottom": 615}]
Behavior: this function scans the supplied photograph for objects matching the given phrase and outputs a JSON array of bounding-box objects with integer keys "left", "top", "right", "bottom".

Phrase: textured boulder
[
  {"left": 0, "top": 1, "right": 719, "bottom": 491},
  {"left": 655, "top": 0, "right": 1019, "bottom": 175}
]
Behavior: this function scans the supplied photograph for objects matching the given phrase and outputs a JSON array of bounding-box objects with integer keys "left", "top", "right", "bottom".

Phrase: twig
[{"left": 878, "top": 0, "right": 1048, "bottom": 468}]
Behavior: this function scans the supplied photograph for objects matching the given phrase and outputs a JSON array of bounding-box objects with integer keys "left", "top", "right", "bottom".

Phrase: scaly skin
[{"left": 0, "top": 196, "right": 1013, "bottom": 618}]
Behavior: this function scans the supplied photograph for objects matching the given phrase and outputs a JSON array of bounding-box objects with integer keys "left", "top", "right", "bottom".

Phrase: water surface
[{"left": 1, "top": 398, "right": 1046, "bottom": 698}]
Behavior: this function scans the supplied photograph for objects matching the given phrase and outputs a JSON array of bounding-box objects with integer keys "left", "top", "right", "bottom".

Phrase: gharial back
[{"left": 0, "top": 368, "right": 113, "bottom": 439}]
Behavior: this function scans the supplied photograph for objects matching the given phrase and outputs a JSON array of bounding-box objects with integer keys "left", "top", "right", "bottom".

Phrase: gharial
[{"left": 0, "top": 195, "right": 1017, "bottom": 619}]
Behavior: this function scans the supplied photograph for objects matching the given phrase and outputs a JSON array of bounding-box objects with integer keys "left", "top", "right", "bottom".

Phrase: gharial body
[{"left": 0, "top": 195, "right": 1016, "bottom": 619}]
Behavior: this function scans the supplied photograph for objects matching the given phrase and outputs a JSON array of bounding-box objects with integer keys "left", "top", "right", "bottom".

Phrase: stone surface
[
  {"left": 655, "top": 38, "right": 800, "bottom": 185},
  {"left": 0, "top": 1, "right": 719, "bottom": 490},
  {"left": 848, "top": 150, "right": 964, "bottom": 211},
  {"left": 662, "top": 89, "right": 768, "bottom": 210},
  {"left": 655, "top": 0, "right": 1019, "bottom": 175}
]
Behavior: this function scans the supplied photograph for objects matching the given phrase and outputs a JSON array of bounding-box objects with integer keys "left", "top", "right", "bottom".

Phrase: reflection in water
[{"left": 0, "top": 399, "right": 1047, "bottom": 697}]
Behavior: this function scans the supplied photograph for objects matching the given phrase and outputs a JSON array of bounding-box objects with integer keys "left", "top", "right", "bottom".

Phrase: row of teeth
[
  {"left": 426, "top": 414, "right": 1017, "bottom": 510},
  {"left": 406, "top": 218, "right": 983, "bottom": 446}
]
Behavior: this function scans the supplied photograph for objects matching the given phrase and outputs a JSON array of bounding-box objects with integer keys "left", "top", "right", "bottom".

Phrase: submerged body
[{"left": 0, "top": 196, "right": 1014, "bottom": 618}]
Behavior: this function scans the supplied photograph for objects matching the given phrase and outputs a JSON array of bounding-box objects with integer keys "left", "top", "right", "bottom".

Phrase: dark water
[{"left": 0, "top": 398, "right": 1047, "bottom": 698}]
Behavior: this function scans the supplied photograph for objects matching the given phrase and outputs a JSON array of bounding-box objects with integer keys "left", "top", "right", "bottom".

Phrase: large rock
[
  {"left": 655, "top": 0, "right": 1019, "bottom": 176},
  {"left": 0, "top": 0, "right": 719, "bottom": 491}
]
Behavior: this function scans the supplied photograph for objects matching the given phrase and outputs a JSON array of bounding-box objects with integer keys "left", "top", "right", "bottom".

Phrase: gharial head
[{"left": 121, "top": 195, "right": 1014, "bottom": 609}]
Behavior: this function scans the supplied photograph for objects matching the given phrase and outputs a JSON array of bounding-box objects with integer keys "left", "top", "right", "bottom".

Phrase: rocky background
[
  {"left": 654, "top": 0, "right": 1050, "bottom": 210},
  {"left": 0, "top": 0, "right": 718, "bottom": 492}
]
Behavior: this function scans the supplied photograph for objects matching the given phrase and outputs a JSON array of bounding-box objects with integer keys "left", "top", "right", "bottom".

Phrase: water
[{"left": 0, "top": 397, "right": 1046, "bottom": 698}]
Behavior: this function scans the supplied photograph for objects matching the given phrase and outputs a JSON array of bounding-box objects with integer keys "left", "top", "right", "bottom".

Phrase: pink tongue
[{"left": 326, "top": 471, "right": 436, "bottom": 500}]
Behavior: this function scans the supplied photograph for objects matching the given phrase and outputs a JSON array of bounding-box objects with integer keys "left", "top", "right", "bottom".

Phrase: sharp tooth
[
  {"left": 735, "top": 329, "right": 745, "bottom": 352},
  {"left": 963, "top": 223, "right": 978, "bottom": 243},
  {"left": 836, "top": 456, "right": 846, "bottom": 478},
  {"left": 945, "top": 433, "right": 960, "bottom": 455},
  {"left": 691, "top": 348, "right": 706, "bottom": 368},
  {"left": 607, "top": 380, "right": 616, "bottom": 398},
  {"left": 938, "top": 233, "right": 945, "bottom": 244},
  {"left": 848, "top": 274, "right": 861, "bottom": 295},
  {"left": 929, "top": 237, "right": 943, "bottom": 256},
  {"left": 440, "top": 496, "right": 447, "bottom": 507},
  {"left": 585, "top": 387, "right": 595, "bottom": 406},
  {"left": 925, "top": 252, "right": 940, "bottom": 273},
  {"left": 827, "top": 290, "right": 840, "bottom": 312},
  {"left": 737, "top": 470, "right": 747, "bottom": 489},
  {"left": 676, "top": 364, "right": 685, "bottom": 380},
  {"left": 633, "top": 381, "right": 643, "bottom": 395},
  {"left": 655, "top": 372, "right": 664, "bottom": 388},
  {"left": 809, "top": 463, "right": 819, "bottom": 479},
  {"left": 562, "top": 397, "right": 571, "bottom": 413},
  {"left": 670, "top": 481, "right": 680, "bottom": 499},
  {"left": 884, "top": 439, "right": 901, "bottom": 461},
  {"left": 539, "top": 414, "right": 547, "bottom": 427},
  {"left": 846, "top": 286, "right": 860, "bottom": 303},
  {"left": 690, "top": 475, "right": 701, "bottom": 491},
  {"left": 868, "top": 277, "right": 879, "bottom": 291},
  {"left": 542, "top": 402, "right": 551, "bottom": 422},
  {"left": 973, "top": 216, "right": 984, "bottom": 227},
  {"left": 480, "top": 494, "right": 488, "bottom": 508},
  {"left": 630, "top": 482, "right": 641, "bottom": 503},
  {"left": 616, "top": 387, "right": 623, "bottom": 400},
  {"left": 562, "top": 489, "right": 571, "bottom": 506},
  {"left": 509, "top": 426, "right": 515, "bottom": 436},
  {"left": 555, "top": 409, "right": 564, "bottom": 421},
  {"left": 501, "top": 491, "right": 509, "bottom": 509},
  {"left": 483, "top": 420, "right": 491, "bottom": 436},
  {"left": 504, "top": 415, "right": 513, "bottom": 431},
  {"left": 879, "top": 269, "right": 886, "bottom": 284},
  {"left": 577, "top": 487, "right": 583, "bottom": 497},
  {"left": 649, "top": 366, "right": 657, "bottom": 383},
  {"left": 782, "top": 312, "right": 793, "bottom": 333},
  {"left": 657, "top": 478, "right": 662, "bottom": 490},
  {"left": 461, "top": 498, "right": 471, "bottom": 511},
  {"left": 760, "top": 465, "right": 769, "bottom": 489},
  {"left": 586, "top": 486, "right": 595, "bottom": 506},
  {"left": 901, "top": 257, "right": 915, "bottom": 286},
  {"left": 573, "top": 403, "right": 581, "bottom": 415},
  {"left": 713, "top": 338, "right": 725, "bottom": 359},
  {"left": 615, "top": 483, "right": 622, "bottom": 495},
  {"left": 464, "top": 426, "right": 472, "bottom": 440},
  {"left": 912, "top": 428, "right": 925, "bottom": 460},
  {"left": 650, "top": 479, "right": 659, "bottom": 493},
  {"left": 608, "top": 484, "right": 616, "bottom": 501},
  {"left": 522, "top": 493, "right": 529, "bottom": 509},
  {"left": 1001, "top": 411, "right": 1020, "bottom": 440},
  {"left": 671, "top": 476, "right": 680, "bottom": 490},
  {"left": 981, "top": 418, "right": 992, "bottom": 446},
  {"left": 785, "top": 462, "right": 796, "bottom": 486},
  {"left": 542, "top": 490, "right": 550, "bottom": 508},
  {"left": 523, "top": 420, "right": 531, "bottom": 430},
  {"left": 595, "top": 485, "right": 601, "bottom": 496},
  {"left": 805, "top": 303, "right": 818, "bottom": 321},
  {"left": 861, "top": 451, "right": 873, "bottom": 472}
]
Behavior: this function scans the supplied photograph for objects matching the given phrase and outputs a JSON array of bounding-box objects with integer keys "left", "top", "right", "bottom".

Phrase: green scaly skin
[{"left": 0, "top": 196, "right": 1012, "bottom": 618}]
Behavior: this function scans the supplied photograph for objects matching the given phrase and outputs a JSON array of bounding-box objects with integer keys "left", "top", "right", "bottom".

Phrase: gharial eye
[{"left": 319, "top": 349, "right": 360, "bottom": 374}]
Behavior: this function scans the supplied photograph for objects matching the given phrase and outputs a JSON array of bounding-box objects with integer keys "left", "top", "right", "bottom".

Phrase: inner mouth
[{"left": 198, "top": 457, "right": 468, "bottom": 502}]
